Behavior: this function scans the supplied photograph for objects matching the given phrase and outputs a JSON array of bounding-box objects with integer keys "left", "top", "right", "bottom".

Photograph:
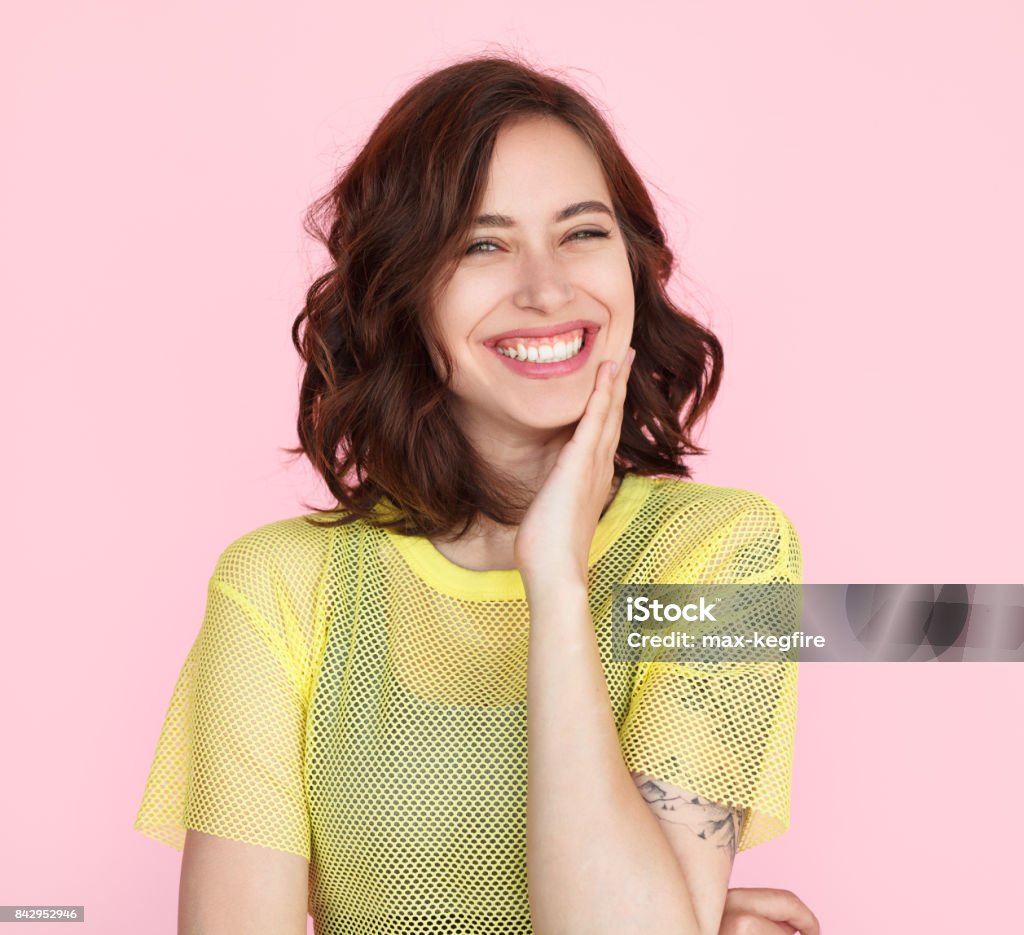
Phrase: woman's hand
[
  {"left": 718, "top": 887, "right": 821, "bottom": 935},
  {"left": 513, "top": 345, "right": 635, "bottom": 587}
]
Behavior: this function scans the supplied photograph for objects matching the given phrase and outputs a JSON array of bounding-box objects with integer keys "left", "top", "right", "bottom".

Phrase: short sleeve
[
  {"left": 618, "top": 492, "right": 803, "bottom": 852},
  {"left": 133, "top": 520, "right": 332, "bottom": 860}
]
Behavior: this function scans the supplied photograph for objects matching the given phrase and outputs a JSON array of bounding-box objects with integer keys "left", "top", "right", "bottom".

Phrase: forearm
[{"left": 524, "top": 576, "right": 702, "bottom": 935}]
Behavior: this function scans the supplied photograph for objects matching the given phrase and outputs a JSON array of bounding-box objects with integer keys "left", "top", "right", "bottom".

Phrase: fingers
[
  {"left": 568, "top": 346, "right": 635, "bottom": 459},
  {"left": 718, "top": 911, "right": 797, "bottom": 935},
  {"left": 723, "top": 888, "right": 821, "bottom": 935},
  {"left": 595, "top": 346, "right": 634, "bottom": 460}
]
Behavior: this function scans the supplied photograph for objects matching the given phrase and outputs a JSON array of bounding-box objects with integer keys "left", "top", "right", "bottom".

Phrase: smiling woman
[
  {"left": 429, "top": 115, "right": 635, "bottom": 449},
  {"left": 133, "top": 51, "right": 814, "bottom": 935}
]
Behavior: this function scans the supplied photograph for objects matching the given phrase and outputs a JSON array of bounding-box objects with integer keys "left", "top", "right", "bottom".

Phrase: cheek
[
  {"left": 587, "top": 250, "right": 634, "bottom": 310},
  {"left": 605, "top": 286, "right": 635, "bottom": 336},
  {"left": 435, "top": 284, "right": 490, "bottom": 343}
]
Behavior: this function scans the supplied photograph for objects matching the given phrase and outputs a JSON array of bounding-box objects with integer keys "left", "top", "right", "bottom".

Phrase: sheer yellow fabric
[{"left": 134, "top": 473, "right": 802, "bottom": 934}]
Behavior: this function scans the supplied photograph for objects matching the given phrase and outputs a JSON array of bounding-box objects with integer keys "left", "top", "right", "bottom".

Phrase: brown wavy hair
[{"left": 285, "top": 51, "right": 724, "bottom": 538}]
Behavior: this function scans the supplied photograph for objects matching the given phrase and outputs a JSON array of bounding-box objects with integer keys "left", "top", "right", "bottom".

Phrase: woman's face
[{"left": 430, "top": 115, "right": 635, "bottom": 441}]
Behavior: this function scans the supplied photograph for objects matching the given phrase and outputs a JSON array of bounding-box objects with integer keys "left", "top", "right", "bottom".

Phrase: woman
[{"left": 135, "top": 54, "right": 819, "bottom": 935}]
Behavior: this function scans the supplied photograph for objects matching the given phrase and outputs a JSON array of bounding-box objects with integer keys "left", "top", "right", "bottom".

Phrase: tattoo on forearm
[{"left": 630, "top": 770, "right": 745, "bottom": 857}]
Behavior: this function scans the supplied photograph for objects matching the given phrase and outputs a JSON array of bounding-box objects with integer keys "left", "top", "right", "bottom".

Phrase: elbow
[
  {"left": 529, "top": 904, "right": 702, "bottom": 935},
  {"left": 527, "top": 857, "right": 703, "bottom": 935},
  {"left": 526, "top": 779, "right": 706, "bottom": 934}
]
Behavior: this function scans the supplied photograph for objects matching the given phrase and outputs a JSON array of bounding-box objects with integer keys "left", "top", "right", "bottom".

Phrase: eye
[
  {"left": 568, "top": 228, "right": 610, "bottom": 244},
  {"left": 463, "top": 228, "right": 611, "bottom": 255},
  {"left": 464, "top": 239, "right": 500, "bottom": 255}
]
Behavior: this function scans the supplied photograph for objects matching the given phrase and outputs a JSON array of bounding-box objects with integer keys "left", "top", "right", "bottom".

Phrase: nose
[{"left": 511, "top": 248, "right": 575, "bottom": 315}]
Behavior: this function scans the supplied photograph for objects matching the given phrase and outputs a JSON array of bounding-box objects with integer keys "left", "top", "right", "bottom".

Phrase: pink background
[{"left": 3, "top": 2, "right": 1022, "bottom": 933}]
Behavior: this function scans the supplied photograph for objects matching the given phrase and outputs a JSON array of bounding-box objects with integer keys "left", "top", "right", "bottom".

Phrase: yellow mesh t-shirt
[{"left": 134, "top": 472, "right": 802, "bottom": 934}]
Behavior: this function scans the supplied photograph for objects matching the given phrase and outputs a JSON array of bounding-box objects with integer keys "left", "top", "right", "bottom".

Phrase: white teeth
[{"left": 494, "top": 332, "right": 588, "bottom": 363}]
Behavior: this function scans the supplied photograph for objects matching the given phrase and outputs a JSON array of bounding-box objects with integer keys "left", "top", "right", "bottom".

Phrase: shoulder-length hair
[{"left": 286, "top": 52, "right": 724, "bottom": 539}]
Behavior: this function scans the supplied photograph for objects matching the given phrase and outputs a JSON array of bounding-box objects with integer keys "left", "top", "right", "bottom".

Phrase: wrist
[{"left": 522, "top": 569, "right": 589, "bottom": 604}]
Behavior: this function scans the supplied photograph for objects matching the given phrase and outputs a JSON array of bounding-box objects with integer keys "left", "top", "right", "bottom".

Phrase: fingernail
[{"left": 609, "top": 361, "right": 619, "bottom": 377}]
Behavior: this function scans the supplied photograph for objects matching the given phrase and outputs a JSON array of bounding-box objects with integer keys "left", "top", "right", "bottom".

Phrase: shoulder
[
  {"left": 644, "top": 475, "right": 797, "bottom": 535},
  {"left": 204, "top": 512, "right": 358, "bottom": 674},
  {"left": 637, "top": 476, "right": 801, "bottom": 582},
  {"left": 210, "top": 511, "right": 355, "bottom": 600}
]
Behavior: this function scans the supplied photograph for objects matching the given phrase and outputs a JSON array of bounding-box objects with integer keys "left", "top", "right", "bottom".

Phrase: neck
[
  {"left": 429, "top": 471, "right": 623, "bottom": 573},
  {"left": 429, "top": 409, "right": 622, "bottom": 569}
]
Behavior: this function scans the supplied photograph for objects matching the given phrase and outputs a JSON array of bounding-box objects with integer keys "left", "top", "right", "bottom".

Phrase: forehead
[{"left": 479, "top": 116, "right": 610, "bottom": 212}]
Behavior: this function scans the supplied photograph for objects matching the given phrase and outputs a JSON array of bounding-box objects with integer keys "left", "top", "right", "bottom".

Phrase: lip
[
  {"left": 482, "top": 318, "right": 601, "bottom": 347},
  {"left": 486, "top": 327, "right": 598, "bottom": 380}
]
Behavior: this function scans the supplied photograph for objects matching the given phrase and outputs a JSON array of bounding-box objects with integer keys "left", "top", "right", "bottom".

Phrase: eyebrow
[{"left": 472, "top": 200, "right": 614, "bottom": 228}]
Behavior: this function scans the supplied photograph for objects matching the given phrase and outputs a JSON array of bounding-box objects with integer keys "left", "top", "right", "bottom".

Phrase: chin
[{"left": 508, "top": 400, "right": 588, "bottom": 432}]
